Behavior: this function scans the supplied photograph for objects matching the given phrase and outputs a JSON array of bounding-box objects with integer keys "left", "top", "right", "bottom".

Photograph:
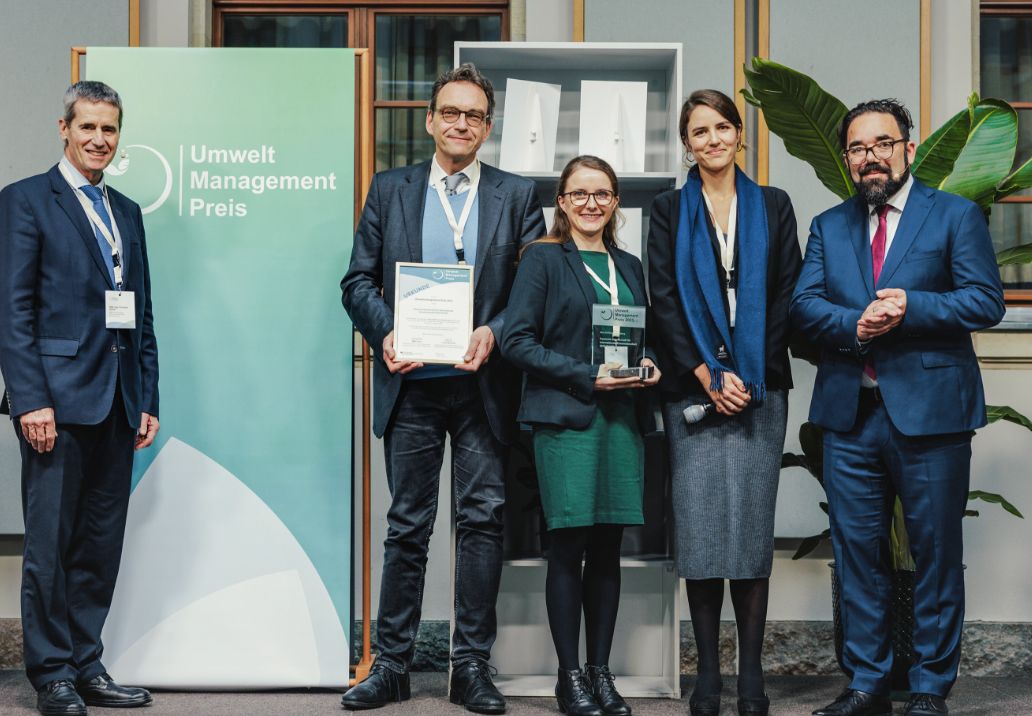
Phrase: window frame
[
  {"left": 982, "top": 1, "right": 1032, "bottom": 302},
  {"left": 213, "top": 1, "right": 509, "bottom": 171}
]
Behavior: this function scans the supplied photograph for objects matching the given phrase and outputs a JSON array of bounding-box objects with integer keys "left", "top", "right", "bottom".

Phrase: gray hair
[
  {"left": 63, "top": 81, "right": 123, "bottom": 128},
  {"left": 429, "top": 63, "right": 495, "bottom": 122}
]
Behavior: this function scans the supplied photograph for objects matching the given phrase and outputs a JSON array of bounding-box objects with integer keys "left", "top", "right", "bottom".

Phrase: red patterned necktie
[{"left": 864, "top": 205, "right": 891, "bottom": 381}]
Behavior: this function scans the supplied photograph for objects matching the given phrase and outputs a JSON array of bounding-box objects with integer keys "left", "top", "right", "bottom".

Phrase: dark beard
[{"left": 855, "top": 163, "right": 909, "bottom": 206}]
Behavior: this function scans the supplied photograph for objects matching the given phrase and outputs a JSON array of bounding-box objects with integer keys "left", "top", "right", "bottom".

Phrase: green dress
[{"left": 533, "top": 250, "right": 645, "bottom": 530}]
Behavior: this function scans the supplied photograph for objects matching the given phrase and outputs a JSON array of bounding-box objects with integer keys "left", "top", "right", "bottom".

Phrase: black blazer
[
  {"left": 500, "top": 239, "right": 653, "bottom": 430},
  {"left": 646, "top": 183, "right": 802, "bottom": 398},
  {"left": 341, "top": 160, "right": 546, "bottom": 443}
]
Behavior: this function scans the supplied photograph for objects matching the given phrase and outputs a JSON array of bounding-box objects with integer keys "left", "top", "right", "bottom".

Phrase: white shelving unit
[
  {"left": 453, "top": 42, "right": 685, "bottom": 699},
  {"left": 456, "top": 41, "right": 684, "bottom": 266}
]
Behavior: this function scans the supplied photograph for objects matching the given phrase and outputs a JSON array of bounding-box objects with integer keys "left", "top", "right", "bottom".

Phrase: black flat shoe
[
  {"left": 37, "top": 679, "right": 86, "bottom": 716},
  {"left": 450, "top": 659, "right": 506, "bottom": 714},
  {"left": 737, "top": 693, "right": 770, "bottom": 716},
  {"left": 812, "top": 688, "right": 892, "bottom": 716},
  {"left": 76, "top": 673, "right": 152, "bottom": 708},
  {"left": 584, "top": 665, "right": 630, "bottom": 716},
  {"left": 555, "top": 668, "right": 603, "bottom": 716},
  {"left": 341, "top": 663, "right": 410, "bottom": 710},
  {"left": 689, "top": 691, "right": 721, "bottom": 716},
  {"left": 904, "top": 693, "right": 948, "bottom": 715}
]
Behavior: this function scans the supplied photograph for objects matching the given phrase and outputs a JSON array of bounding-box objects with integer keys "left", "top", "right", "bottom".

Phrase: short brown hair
[
  {"left": 678, "top": 89, "right": 742, "bottom": 143},
  {"left": 429, "top": 63, "right": 495, "bottom": 121}
]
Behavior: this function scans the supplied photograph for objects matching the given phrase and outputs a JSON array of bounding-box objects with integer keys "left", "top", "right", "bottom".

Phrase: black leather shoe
[
  {"left": 341, "top": 663, "right": 410, "bottom": 710},
  {"left": 812, "top": 689, "right": 892, "bottom": 716},
  {"left": 584, "top": 665, "right": 630, "bottom": 716},
  {"left": 450, "top": 659, "right": 506, "bottom": 714},
  {"left": 737, "top": 693, "right": 770, "bottom": 716},
  {"left": 904, "top": 693, "right": 948, "bottom": 715},
  {"left": 76, "top": 673, "right": 152, "bottom": 708},
  {"left": 37, "top": 679, "right": 86, "bottom": 716},
  {"left": 555, "top": 668, "right": 603, "bottom": 716},
  {"left": 689, "top": 691, "right": 721, "bottom": 716}
]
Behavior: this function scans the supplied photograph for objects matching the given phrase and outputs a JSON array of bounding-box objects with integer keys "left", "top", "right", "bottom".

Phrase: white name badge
[{"left": 105, "top": 291, "right": 136, "bottom": 329}]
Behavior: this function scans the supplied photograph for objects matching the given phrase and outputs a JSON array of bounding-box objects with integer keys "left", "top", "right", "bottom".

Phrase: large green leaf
[
  {"left": 742, "top": 58, "right": 853, "bottom": 199},
  {"left": 969, "top": 490, "right": 1025, "bottom": 518},
  {"left": 996, "top": 242, "right": 1032, "bottom": 267},
  {"left": 996, "top": 153, "right": 1032, "bottom": 201},
  {"left": 912, "top": 98, "right": 973, "bottom": 188},
  {"left": 939, "top": 99, "right": 1017, "bottom": 210},
  {"left": 986, "top": 404, "right": 1032, "bottom": 432}
]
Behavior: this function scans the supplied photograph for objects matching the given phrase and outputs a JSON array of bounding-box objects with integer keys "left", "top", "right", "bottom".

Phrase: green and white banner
[{"left": 88, "top": 48, "right": 355, "bottom": 688}]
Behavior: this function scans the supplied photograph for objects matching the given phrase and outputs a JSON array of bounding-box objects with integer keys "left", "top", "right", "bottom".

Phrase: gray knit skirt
[{"left": 662, "top": 390, "right": 788, "bottom": 580}]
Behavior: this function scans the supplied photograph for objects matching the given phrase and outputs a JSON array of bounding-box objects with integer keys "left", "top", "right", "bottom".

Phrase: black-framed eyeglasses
[
  {"left": 560, "top": 189, "right": 616, "bottom": 206},
  {"left": 435, "top": 106, "right": 489, "bottom": 127},
  {"left": 844, "top": 138, "right": 906, "bottom": 166}
]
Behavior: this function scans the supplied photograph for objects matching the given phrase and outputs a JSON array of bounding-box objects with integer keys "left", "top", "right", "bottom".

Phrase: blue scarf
[{"left": 674, "top": 166, "right": 769, "bottom": 401}]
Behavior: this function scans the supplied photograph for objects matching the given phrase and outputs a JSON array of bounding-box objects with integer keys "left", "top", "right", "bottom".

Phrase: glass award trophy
[{"left": 591, "top": 304, "right": 649, "bottom": 378}]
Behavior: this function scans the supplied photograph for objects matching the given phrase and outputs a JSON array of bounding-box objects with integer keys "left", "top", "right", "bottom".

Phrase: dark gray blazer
[
  {"left": 500, "top": 239, "right": 653, "bottom": 430},
  {"left": 341, "top": 159, "right": 546, "bottom": 443}
]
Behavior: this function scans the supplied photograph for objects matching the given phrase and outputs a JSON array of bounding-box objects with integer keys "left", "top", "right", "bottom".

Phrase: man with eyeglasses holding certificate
[
  {"left": 341, "top": 63, "right": 545, "bottom": 713},
  {"left": 791, "top": 99, "right": 1004, "bottom": 716}
]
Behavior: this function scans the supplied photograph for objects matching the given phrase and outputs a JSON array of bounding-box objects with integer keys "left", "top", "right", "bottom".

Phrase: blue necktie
[
  {"left": 444, "top": 172, "right": 468, "bottom": 196},
  {"left": 79, "top": 184, "right": 117, "bottom": 287}
]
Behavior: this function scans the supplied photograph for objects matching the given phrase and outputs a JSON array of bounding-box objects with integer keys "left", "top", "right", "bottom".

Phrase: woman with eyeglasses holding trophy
[
  {"left": 646, "top": 91, "right": 802, "bottom": 716},
  {"left": 501, "top": 155, "right": 659, "bottom": 716}
]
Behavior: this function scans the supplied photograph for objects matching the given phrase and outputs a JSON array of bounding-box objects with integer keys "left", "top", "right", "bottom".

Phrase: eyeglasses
[
  {"left": 560, "top": 190, "right": 616, "bottom": 206},
  {"left": 844, "top": 138, "right": 906, "bottom": 166},
  {"left": 436, "top": 106, "right": 488, "bottom": 128}
]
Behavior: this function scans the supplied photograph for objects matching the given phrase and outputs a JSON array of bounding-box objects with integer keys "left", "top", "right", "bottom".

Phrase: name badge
[{"left": 105, "top": 291, "right": 136, "bottom": 329}]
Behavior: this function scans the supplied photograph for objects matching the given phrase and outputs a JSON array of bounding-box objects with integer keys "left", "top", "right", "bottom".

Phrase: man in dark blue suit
[
  {"left": 792, "top": 100, "right": 1004, "bottom": 716},
  {"left": 0, "top": 81, "right": 159, "bottom": 716},
  {"left": 340, "top": 64, "right": 546, "bottom": 713}
]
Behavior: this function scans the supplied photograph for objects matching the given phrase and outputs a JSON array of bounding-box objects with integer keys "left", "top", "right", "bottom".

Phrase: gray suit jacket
[{"left": 341, "top": 159, "right": 546, "bottom": 443}]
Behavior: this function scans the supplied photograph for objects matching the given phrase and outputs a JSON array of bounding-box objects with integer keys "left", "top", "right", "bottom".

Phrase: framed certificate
[{"left": 393, "top": 262, "right": 474, "bottom": 364}]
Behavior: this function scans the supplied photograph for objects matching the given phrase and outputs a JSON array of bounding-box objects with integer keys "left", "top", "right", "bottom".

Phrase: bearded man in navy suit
[
  {"left": 792, "top": 99, "right": 1004, "bottom": 716},
  {"left": 340, "top": 63, "right": 546, "bottom": 713},
  {"left": 0, "top": 81, "right": 159, "bottom": 716}
]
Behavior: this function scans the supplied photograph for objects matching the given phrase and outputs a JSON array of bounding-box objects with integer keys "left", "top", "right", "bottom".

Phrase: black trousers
[
  {"left": 375, "top": 375, "right": 506, "bottom": 670},
  {"left": 17, "top": 392, "right": 134, "bottom": 689}
]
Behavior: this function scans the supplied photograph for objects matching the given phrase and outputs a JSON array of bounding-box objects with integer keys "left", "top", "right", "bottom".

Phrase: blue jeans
[{"left": 376, "top": 375, "right": 506, "bottom": 670}]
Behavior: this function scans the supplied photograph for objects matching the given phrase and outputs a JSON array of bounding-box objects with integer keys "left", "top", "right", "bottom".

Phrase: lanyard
[
  {"left": 701, "top": 188, "right": 736, "bottom": 284},
  {"left": 432, "top": 165, "right": 480, "bottom": 264},
  {"left": 582, "top": 251, "right": 619, "bottom": 305},
  {"left": 702, "top": 188, "right": 737, "bottom": 327},
  {"left": 583, "top": 251, "right": 620, "bottom": 338},
  {"left": 59, "top": 163, "right": 124, "bottom": 289}
]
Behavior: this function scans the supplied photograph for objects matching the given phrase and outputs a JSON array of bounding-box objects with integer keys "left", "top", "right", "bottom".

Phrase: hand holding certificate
[{"left": 393, "top": 262, "right": 475, "bottom": 365}]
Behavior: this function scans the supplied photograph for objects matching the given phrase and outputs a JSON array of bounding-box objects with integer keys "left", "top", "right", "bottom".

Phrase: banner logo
[{"left": 105, "top": 144, "right": 174, "bottom": 215}]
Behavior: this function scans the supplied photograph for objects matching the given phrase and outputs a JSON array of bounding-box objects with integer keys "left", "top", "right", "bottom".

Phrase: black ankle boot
[
  {"left": 584, "top": 665, "right": 631, "bottom": 715},
  {"left": 689, "top": 688, "right": 721, "bottom": 716},
  {"left": 737, "top": 693, "right": 769, "bottom": 716},
  {"left": 555, "top": 668, "right": 603, "bottom": 716}
]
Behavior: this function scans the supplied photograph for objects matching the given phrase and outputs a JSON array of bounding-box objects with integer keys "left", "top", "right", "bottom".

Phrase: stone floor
[{"left": 1, "top": 671, "right": 1030, "bottom": 715}]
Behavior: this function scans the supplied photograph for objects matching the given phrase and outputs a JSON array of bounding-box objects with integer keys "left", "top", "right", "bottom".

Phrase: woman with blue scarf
[{"left": 646, "top": 90, "right": 802, "bottom": 716}]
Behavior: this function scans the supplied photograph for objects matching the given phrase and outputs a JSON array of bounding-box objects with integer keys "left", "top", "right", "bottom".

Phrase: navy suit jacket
[
  {"left": 341, "top": 159, "right": 546, "bottom": 443},
  {"left": 0, "top": 164, "right": 159, "bottom": 427},
  {"left": 790, "top": 179, "right": 1004, "bottom": 436},
  {"left": 500, "top": 240, "right": 653, "bottom": 431}
]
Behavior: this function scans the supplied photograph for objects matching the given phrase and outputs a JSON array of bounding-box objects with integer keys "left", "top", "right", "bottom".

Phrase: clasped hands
[
  {"left": 857, "top": 288, "right": 907, "bottom": 341},
  {"left": 382, "top": 326, "right": 495, "bottom": 375},
  {"left": 694, "top": 363, "right": 751, "bottom": 416}
]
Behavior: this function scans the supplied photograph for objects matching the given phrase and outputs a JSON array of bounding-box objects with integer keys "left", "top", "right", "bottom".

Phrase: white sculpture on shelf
[
  {"left": 499, "top": 78, "right": 561, "bottom": 172},
  {"left": 579, "top": 80, "right": 648, "bottom": 172}
]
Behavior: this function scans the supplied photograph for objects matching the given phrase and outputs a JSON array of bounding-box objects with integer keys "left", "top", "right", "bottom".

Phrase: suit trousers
[
  {"left": 823, "top": 394, "right": 971, "bottom": 697},
  {"left": 376, "top": 375, "right": 506, "bottom": 670},
  {"left": 17, "top": 389, "right": 134, "bottom": 689}
]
